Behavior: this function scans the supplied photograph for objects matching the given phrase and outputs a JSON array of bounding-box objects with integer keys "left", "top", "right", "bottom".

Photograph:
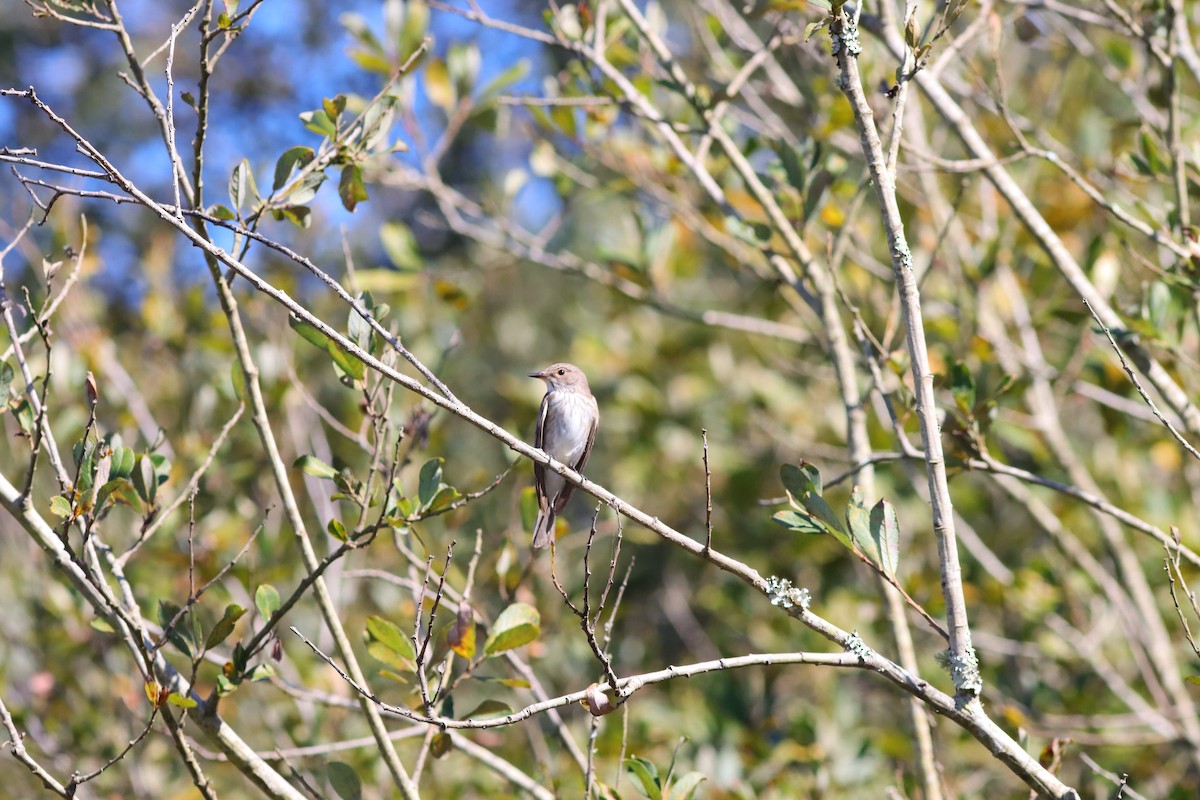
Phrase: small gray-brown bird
[{"left": 529, "top": 363, "right": 599, "bottom": 548}]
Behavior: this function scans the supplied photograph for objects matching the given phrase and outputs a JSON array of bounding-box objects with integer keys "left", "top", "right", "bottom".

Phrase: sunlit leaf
[
  {"left": 474, "top": 675, "right": 532, "bottom": 688},
  {"left": 327, "top": 518, "right": 348, "bottom": 542},
  {"left": 300, "top": 108, "right": 337, "bottom": 138},
  {"left": 297, "top": 457, "right": 339, "bottom": 482},
  {"left": 228, "top": 158, "right": 258, "bottom": 211},
  {"left": 168, "top": 692, "right": 198, "bottom": 709},
  {"left": 255, "top": 584, "right": 281, "bottom": 623},
  {"left": 666, "top": 772, "right": 708, "bottom": 800},
  {"left": 325, "top": 340, "right": 366, "bottom": 381},
  {"left": 322, "top": 94, "right": 347, "bottom": 124},
  {"left": 247, "top": 663, "right": 275, "bottom": 682},
  {"left": 625, "top": 756, "right": 663, "bottom": 800},
  {"left": 272, "top": 145, "right": 316, "bottom": 191},
  {"left": 483, "top": 602, "right": 540, "bottom": 656},
  {"left": 366, "top": 615, "right": 416, "bottom": 661},
  {"left": 49, "top": 495, "right": 73, "bottom": 518},
  {"left": 425, "top": 59, "right": 455, "bottom": 109},
  {"left": 206, "top": 604, "right": 247, "bottom": 650}
]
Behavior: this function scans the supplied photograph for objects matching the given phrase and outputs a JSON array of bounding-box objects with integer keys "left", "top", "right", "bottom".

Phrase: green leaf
[
  {"left": 799, "top": 492, "right": 846, "bottom": 538},
  {"left": 230, "top": 360, "right": 246, "bottom": 401},
  {"left": 247, "top": 663, "right": 275, "bottom": 682},
  {"left": 774, "top": 142, "right": 808, "bottom": 195},
  {"left": 349, "top": 48, "right": 394, "bottom": 74},
  {"left": 328, "top": 761, "right": 362, "bottom": 800},
  {"left": 325, "top": 339, "right": 366, "bottom": 381},
  {"left": 209, "top": 204, "right": 236, "bottom": 220},
  {"left": 300, "top": 108, "right": 337, "bottom": 138},
  {"left": 473, "top": 676, "right": 531, "bottom": 688},
  {"left": 666, "top": 772, "right": 708, "bottom": 800},
  {"left": 157, "top": 600, "right": 194, "bottom": 658},
  {"left": 425, "top": 59, "right": 455, "bottom": 109},
  {"left": 869, "top": 498, "right": 901, "bottom": 577},
  {"left": 478, "top": 58, "right": 530, "bottom": 103},
  {"left": 483, "top": 602, "right": 540, "bottom": 656},
  {"left": 217, "top": 11, "right": 231, "bottom": 28},
  {"left": 845, "top": 485, "right": 871, "bottom": 552},
  {"left": 348, "top": 302, "right": 371, "bottom": 350},
  {"left": 948, "top": 362, "right": 975, "bottom": 413},
  {"left": 133, "top": 455, "right": 156, "bottom": 505},
  {"left": 519, "top": 486, "right": 538, "bottom": 532},
  {"left": 426, "top": 485, "right": 462, "bottom": 513},
  {"left": 49, "top": 495, "right": 73, "bottom": 518},
  {"left": 0, "top": 360, "right": 14, "bottom": 397},
  {"left": 361, "top": 96, "right": 398, "bottom": 150},
  {"left": 398, "top": 0, "right": 429, "bottom": 60},
  {"left": 255, "top": 584, "right": 281, "bottom": 623},
  {"left": 462, "top": 699, "right": 512, "bottom": 719},
  {"left": 625, "top": 757, "right": 663, "bottom": 800},
  {"left": 278, "top": 205, "right": 312, "bottom": 228},
  {"left": 781, "top": 462, "right": 821, "bottom": 498},
  {"left": 206, "top": 604, "right": 247, "bottom": 650},
  {"left": 109, "top": 445, "right": 135, "bottom": 479},
  {"left": 272, "top": 145, "right": 316, "bottom": 191},
  {"left": 294, "top": 455, "right": 338, "bottom": 479},
  {"left": 89, "top": 617, "right": 115, "bottom": 633},
  {"left": 380, "top": 221, "right": 423, "bottom": 271},
  {"left": 431, "top": 731, "right": 453, "bottom": 758},
  {"left": 289, "top": 313, "right": 333, "bottom": 349},
  {"left": 13, "top": 399, "right": 33, "bottom": 434},
  {"left": 1140, "top": 131, "right": 1167, "bottom": 176},
  {"left": 327, "top": 518, "right": 348, "bottom": 542},
  {"left": 289, "top": 172, "right": 326, "bottom": 205},
  {"left": 96, "top": 478, "right": 138, "bottom": 510},
  {"left": 322, "top": 94, "right": 347, "bottom": 124},
  {"left": 771, "top": 510, "right": 825, "bottom": 535},
  {"left": 904, "top": 14, "right": 920, "bottom": 48},
  {"left": 1146, "top": 280, "right": 1172, "bottom": 333},
  {"left": 338, "top": 164, "right": 368, "bottom": 212},
  {"left": 366, "top": 615, "right": 417, "bottom": 661},
  {"left": 418, "top": 458, "right": 443, "bottom": 508},
  {"left": 367, "top": 641, "right": 416, "bottom": 673},
  {"left": 167, "top": 693, "right": 198, "bottom": 709},
  {"left": 229, "top": 158, "right": 258, "bottom": 211}
]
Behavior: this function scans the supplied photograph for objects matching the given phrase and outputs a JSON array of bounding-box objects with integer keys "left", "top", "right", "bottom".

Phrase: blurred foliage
[{"left": 2, "top": 0, "right": 1200, "bottom": 798}]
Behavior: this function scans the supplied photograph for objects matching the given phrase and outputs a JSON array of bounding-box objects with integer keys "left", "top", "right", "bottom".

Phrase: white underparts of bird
[{"left": 528, "top": 363, "right": 599, "bottom": 549}]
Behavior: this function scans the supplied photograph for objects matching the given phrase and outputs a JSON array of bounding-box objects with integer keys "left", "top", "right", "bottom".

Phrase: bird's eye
[{"left": 557, "top": 369, "right": 565, "bottom": 375}]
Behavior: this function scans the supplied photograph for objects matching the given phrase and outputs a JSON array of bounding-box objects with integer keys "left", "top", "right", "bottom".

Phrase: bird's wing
[
  {"left": 552, "top": 401, "right": 598, "bottom": 514},
  {"left": 533, "top": 392, "right": 550, "bottom": 511}
]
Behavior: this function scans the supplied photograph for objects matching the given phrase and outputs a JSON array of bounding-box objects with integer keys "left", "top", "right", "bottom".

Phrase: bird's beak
[{"left": 528, "top": 369, "right": 546, "bottom": 379}]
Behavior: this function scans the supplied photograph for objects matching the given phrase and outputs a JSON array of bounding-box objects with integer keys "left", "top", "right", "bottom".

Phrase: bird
[{"left": 529, "top": 363, "right": 599, "bottom": 549}]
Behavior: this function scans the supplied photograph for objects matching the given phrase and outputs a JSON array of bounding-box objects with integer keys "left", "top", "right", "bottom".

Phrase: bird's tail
[{"left": 532, "top": 510, "right": 556, "bottom": 549}]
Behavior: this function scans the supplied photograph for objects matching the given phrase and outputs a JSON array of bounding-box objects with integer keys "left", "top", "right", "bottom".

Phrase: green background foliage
[{"left": 2, "top": 0, "right": 1199, "bottom": 797}]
